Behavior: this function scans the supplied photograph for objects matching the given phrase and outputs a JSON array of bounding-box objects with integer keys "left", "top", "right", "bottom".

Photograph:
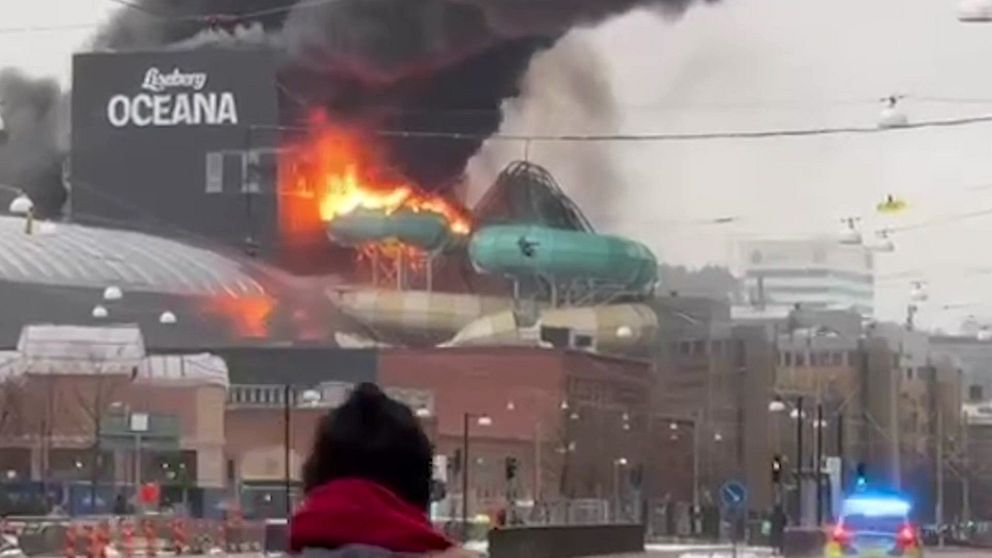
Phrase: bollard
[
  {"left": 120, "top": 520, "right": 134, "bottom": 558},
  {"left": 171, "top": 519, "right": 188, "bottom": 555},
  {"left": 64, "top": 523, "right": 77, "bottom": 558},
  {"left": 214, "top": 520, "right": 226, "bottom": 553},
  {"left": 97, "top": 521, "right": 110, "bottom": 558},
  {"left": 85, "top": 524, "right": 97, "bottom": 558},
  {"left": 143, "top": 520, "right": 157, "bottom": 558}
]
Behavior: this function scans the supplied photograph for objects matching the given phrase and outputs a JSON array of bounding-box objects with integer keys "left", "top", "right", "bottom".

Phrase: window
[
  {"left": 831, "top": 352, "right": 843, "bottom": 366},
  {"left": 784, "top": 352, "right": 793, "bottom": 367},
  {"left": 906, "top": 368, "right": 913, "bottom": 381},
  {"left": 970, "top": 385, "right": 984, "bottom": 402},
  {"left": 692, "top": 340, "right": 706, "bottom": 356},
  {"left": 205, "top": 152, "right": 223, "bottom": 193},
  {"left": 795, "top": 353, "right": 806, "bottom": 367}
]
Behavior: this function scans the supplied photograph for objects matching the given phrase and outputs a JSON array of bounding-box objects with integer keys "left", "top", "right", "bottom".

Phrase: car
[{"left": 825, "top": 494, "right": 922, "bottom": 558}]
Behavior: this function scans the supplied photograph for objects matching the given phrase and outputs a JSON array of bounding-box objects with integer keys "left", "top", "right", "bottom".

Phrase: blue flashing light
[{"left": 842, "top": 495, "right": 912, "bottom": 517}]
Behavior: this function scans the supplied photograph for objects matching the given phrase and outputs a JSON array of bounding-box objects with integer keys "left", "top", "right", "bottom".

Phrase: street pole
[
  {"left": 134, "top": 432, "right": 142, "bottom": 511},
  {"left": 284, "top": 384, "right": 292, "bottom": 519},
  {"left": 837, "top": 411, "right": 844, "bottom": 488},
  {"left": 815, "top": 404, "right": 824, "bottom": 526},
  {"left": 963, "top": 413, "right": 971, "bottom": 523},
  {"left": 613, "top": 462, "right": 620, "bottom": 522},
  {"left": 936, "top": 400, "right": 944, "bottom": 548},
  {"left": 795, "top": 396, "right": 804, "bottom": 526},
  {"left": 462, "top": 413, "right": 470, "bottom": 542},
  {"left": 692, "top": 413, "right": 701, "bottom": 535},
  {"left": 534, "top": 421, "right": 542, "bottom": 505}
]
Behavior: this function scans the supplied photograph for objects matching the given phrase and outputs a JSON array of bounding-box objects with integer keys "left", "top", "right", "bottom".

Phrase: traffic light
[
  {"left": 771, "top": 454, "right": 783, "bottom": 484},
  {"left": 505, "top": 456, "right": 518, "bottom": 481},
  {"left": 855, "top": 462, "right": 868, "bottom": 489}
]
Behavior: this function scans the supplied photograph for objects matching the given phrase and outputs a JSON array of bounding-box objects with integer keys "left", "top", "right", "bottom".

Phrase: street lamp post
[
  {"left": 815, "top": 404, "right": 824, "bottom": 526},
  {"left": 613, "top": 457, "right": 629, "bottom": 522},
  {"left": 770, "top": 395, "right": 806, "bottom": 525},
  {"left": 461, "top": 412, "right": 492, "bottom": 542},
  {"left": 283, "top": 385, "right": 292, "bottom": 519},
  {"left": 795, "top": 397, "right": 805, "bottom": 526},
  {"left": 284, "top": 387, "right": 322, "bottom": 518}
]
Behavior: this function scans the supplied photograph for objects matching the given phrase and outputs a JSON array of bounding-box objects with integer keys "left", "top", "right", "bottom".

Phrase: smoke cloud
[
  {"left": 0, "top": 70, "right": 67, "bottom": 218},
  {"left": 466, "top": 33, "right": 622, "bottom": 221},
  {"left": 2, "top": 0, "right": 716, "bottom": 216}
]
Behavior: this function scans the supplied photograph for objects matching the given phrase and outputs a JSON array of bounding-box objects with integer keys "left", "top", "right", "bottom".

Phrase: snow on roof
[
  {"left": 136, "top": 353, "right": 229, "bottom": 388},
  {"left": 4, "top": 325, "right": 228, "bottom": 387},
  {"left": 16, "top": 324, "right": 145, "bottom": 375}
]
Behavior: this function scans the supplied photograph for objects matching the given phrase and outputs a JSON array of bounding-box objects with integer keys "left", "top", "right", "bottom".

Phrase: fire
[
  {"left": 279, "top": 123, "right": 472, "bottom": 240},
  {"left": 203, "top": 294, "right": 274, "bottom": 339}
]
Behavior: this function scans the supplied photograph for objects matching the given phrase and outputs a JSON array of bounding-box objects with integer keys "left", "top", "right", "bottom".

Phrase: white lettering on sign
[
  {"left": 106, "top": 67, "right": 239, "bottom": 128},
  {"left": 141, "top": 68, "right": 208, "bottom": 93}
]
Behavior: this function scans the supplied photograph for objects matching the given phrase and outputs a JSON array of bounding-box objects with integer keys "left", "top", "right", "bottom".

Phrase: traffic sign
[{"left": 720, "top": 480, "right": 747, "bottom": 510}]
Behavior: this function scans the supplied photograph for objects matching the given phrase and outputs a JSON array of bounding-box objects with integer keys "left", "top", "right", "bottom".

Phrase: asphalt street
[{"left": 597, "top": 545, "right": 991, "bottom": 558}]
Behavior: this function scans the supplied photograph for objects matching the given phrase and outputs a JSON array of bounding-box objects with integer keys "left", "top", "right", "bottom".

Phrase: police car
[{"left": 825, "top": 493, "right": 921, "bottom": 558}]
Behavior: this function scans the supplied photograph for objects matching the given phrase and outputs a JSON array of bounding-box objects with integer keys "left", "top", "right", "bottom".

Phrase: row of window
[
  {"left": 778, "top": 350, "right": 852, "bottom": 368},
  {"left": 228, "top": 385, "right": 293, "bottom": 406},
  {"left": 670, "top": 339, "right": 747, "bottom": 365}
]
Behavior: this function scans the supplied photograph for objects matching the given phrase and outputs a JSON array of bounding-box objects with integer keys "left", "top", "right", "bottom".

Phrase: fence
[{"left": 8, "top": 514, "right": 266, "bottom": 557}]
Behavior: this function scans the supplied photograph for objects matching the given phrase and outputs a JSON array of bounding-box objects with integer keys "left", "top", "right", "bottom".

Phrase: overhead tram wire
[
  {"left": 242, "top": 111, "right": 992, "bottom": 145},
  {"left": 888, "top": 207, "right": 992, "bottom": 234},
  {"left": 372, "top": 112, "right": 992, "bottom": 142}
]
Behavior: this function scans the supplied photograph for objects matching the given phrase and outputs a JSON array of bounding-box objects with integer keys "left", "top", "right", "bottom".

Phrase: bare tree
[
  {"left": 0, "top": 380, "right": 21, "bottom": 438},
  {"left": 72, "top": 352, "right": 126, "bottom": 511}
]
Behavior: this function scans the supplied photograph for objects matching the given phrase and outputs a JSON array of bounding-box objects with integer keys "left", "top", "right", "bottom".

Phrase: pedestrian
[
  {"left": 770, "top": 504, "right": 787, "bottom": 555},
  {"left": 289, "top": 383, "right": 474, "bottom": 557},
  {"left": 113, "top": 494, "right": 128, "bottom": 517}
]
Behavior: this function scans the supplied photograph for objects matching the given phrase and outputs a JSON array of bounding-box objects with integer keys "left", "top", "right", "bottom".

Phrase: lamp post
[
  {"left": 770, "top": 395, "right": 805, "bottom": 525},
  {"left": 613, "top": 457, "right": 629, "bottom": 521},
  {"left": 284, "top": 387, "right": 322, "bottom": 518},
  {"left": 461, "top": 412, "right": 492, "bottom": 542},
  {"left": 662, "top": 414, "right": 702, "bottom": 524}
]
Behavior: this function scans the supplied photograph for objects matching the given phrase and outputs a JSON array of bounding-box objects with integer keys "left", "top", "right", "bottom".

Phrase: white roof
[
  {"left": 16, "top": 324, "right": 145, "bottom": 375},
  {"left": 136, "top": 353, "right": 229, "bottom": 388},
  {"left": 1, "top": 326, "right": 228, "bottom": 387},
  {"left": 0, "top": 216, "right": 265, "bottom": 297}
]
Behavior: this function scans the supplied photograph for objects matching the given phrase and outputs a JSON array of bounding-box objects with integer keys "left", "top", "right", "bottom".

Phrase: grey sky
[
  {"left": 5, "top": 0, "right": 992, "bottom": 330},
  {"left": 479, "top": 0, "right": 992, "bottom": 331}
]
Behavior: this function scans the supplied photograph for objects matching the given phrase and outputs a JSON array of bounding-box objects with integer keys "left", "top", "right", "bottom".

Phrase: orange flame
[
  {"left": 203, "top": 294, "right": 274, "bottom": 339},
  {"left": 279, "top": 122, "right": 472, "bottom": 239}
]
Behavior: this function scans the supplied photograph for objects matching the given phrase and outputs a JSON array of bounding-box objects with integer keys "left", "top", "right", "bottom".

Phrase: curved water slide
[{"left": 324, "top": 206, "right": 662, "bottom": 355}]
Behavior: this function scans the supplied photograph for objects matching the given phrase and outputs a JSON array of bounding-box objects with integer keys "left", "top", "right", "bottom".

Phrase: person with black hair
[{"left": 289, "top": 383, "right": 471, "bottom": 557}]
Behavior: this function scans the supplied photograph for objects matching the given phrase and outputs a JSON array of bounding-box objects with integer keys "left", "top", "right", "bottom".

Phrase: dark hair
[{"left": 302, "top": 382, "right": 433, "bottom": 509}]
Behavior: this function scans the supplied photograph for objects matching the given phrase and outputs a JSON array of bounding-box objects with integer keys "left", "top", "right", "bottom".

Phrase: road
[{"left": 596, "top": 544, "right": 991, "bottom": 558}]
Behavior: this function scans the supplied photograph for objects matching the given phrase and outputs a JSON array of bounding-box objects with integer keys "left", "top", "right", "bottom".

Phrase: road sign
[{"left": 720, "top": 480, "right": 747, "bottom": 510}]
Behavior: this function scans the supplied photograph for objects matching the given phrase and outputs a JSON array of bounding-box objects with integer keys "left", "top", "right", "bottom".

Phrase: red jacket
[{"left": 290, "top": 478, "right": 453, "bottom": 554}]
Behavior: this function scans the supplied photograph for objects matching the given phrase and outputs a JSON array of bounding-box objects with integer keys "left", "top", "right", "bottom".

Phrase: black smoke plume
[
  {"left": 5, "top": 0, "right": 716, "bottom": 215},
  {"left": 0, "top": 70, "right": 67, "bottom": 218}
]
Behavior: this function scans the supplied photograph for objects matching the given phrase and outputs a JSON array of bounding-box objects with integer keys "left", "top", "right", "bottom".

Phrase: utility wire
[
  {"left": 247, "top": 112, "right": 992, "bottom": 143},
  {"left": 888, "top": 207, "right": 992, "bottom": 233},
  {"left": 376, "top": 113, "right": 992, "bottom": 142}
]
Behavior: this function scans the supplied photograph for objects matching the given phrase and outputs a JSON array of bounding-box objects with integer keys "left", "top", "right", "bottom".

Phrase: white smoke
[{"left": 466, "top": 31, "right": 621, "bottom": 225}]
